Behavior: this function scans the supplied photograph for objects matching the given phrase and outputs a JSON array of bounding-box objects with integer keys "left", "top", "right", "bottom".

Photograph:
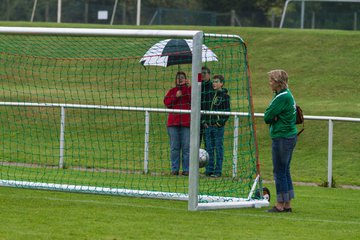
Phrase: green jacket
[{"left": 264, "top": 88, "right": 297, "bottom": 139}]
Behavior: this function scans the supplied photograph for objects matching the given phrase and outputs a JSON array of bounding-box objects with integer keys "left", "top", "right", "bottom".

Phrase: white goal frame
[
  {"left": 0, "top": 27, "right": 269, "bottom": 211},
  {"left": 280, "top": 0, "right": 360, "bottom": 28}
]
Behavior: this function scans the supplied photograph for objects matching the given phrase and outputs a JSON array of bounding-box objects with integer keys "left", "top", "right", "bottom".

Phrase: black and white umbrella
[{"left": 140, "top": 39, "right": 218, "bottom": 67}]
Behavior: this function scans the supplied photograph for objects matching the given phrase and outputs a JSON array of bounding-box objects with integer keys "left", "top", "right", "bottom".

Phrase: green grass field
[
  {"left": 0, "top": 22, "right": 359, "bottom": 239},
  {"left": 1, "top": 185, "right": 359, "bottom": 240}
]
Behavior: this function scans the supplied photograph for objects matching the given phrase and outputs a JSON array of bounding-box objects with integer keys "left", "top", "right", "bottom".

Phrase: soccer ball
[{"left": 199, "top": 148, "right": 209, "bottom": 168}]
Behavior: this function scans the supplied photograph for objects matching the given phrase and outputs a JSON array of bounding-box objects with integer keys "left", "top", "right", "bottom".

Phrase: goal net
[{"left": 0, "top": 27, "right": 268, "bottom": 210}]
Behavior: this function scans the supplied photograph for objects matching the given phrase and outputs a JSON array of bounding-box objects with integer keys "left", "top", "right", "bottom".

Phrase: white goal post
[
  {"left": 280, "top": 0, "right": 360, "bottom": 28},
  {"left": 0, "top": 27, "right": 269, "bottom": 211}
]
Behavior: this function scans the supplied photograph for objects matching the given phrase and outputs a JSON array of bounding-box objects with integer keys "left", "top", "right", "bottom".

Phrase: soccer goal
[{"left": 0, "top": 27, "right": 268, "bottom": 211}]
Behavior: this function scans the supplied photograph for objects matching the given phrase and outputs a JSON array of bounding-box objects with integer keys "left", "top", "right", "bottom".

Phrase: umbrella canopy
[{"left": 140, "top": 39, "right": 218, "bottom": 67}]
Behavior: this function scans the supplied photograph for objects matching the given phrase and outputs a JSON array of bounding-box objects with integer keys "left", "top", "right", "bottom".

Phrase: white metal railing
[
  {"left": 0, "top": 101, "right": 242, "bottom": 178},
  {"left": 1, "top": 101, "right": 359, "bottom": 188},
  {"left": 254, "top": 112, "right": 360, "bottom": 187}
]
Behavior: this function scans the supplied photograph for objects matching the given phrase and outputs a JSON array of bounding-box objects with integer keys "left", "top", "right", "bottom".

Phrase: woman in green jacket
[{"left": 264, "top": 69, "right": 297, "bottom": 213}]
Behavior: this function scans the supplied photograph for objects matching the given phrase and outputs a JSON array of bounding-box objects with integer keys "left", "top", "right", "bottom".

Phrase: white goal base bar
[
  {"left": 0, "top": 179, "right": 269, "bottom": 210},
  {"left": 197, "top": 200, "right": 269, "bottom": 210}
]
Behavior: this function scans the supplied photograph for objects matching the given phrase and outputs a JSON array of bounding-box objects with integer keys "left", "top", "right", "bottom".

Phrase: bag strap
[
  {"left": 297, "top": 127, "right": 304, "bottom": 136},
  {"left": 297, "top": 120, "right": 305, "bottom": 136}
]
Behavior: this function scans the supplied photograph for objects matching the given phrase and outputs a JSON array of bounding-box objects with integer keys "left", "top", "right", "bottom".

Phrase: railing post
[
  {"left": 230, "top": 10, "right": 235, "bottom": 26},
  {"left": 311, "top": 11, "right": 315, "bottom": 29},
  {"left": 232, "top": 115, "right": 239, "bottom": 178},
  {"left": 144, "top": 111, "right": 150, "bottom": 174},
  {"left": 59, "top": 106, "right": 65, "bottom": 169},
  {"left": 300, "top": 0, "right": 305, "bottom": 29},
  {"left": 136, "top": 0, "right": 141, "bottom": 26},
  {"left": 327, "top": 119, "right": 333, "bottom": 188},
  {"left": 30, "top": 0, "right": 38, "bottom": 22},
  {"left": 354, "top": 12, "right": 358, "bottom": 31},
  {"left": 110, "top": 0, "right": 118, "bottom": 25},
  {"left": 57, "top": 0, "right": 62, "bottom": 23},
  {"left": 271, "top": 12, "right": 275, "bottom": 28}
]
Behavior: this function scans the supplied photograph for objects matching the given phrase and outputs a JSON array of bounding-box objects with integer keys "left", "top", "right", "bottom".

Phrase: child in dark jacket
[{"left": 202, "top": 75, "right": 230, "bottom": 177}]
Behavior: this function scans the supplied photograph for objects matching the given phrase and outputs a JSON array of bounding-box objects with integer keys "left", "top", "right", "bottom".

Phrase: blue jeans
[
  {"left": 167, "top": 126, "right": 190, "bottom": 172},
  {"left": 205, "top": 126, "right": 225, "bottom": 176},
  {"left": 272, "top": 135, "right": 297, "bottom": 203}
]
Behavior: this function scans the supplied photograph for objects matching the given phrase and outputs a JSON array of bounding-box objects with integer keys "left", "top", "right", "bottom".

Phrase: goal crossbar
[{"left": 0, "top": 26, "right": 202, "bottom": 38}]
